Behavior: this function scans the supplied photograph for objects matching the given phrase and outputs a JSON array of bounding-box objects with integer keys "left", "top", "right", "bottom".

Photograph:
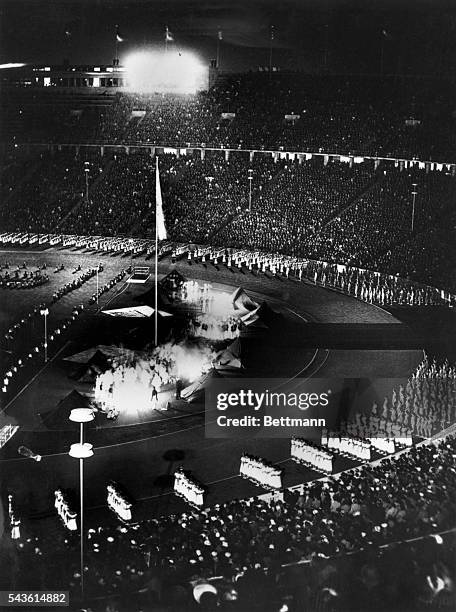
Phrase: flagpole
[
  {"left": 165, "top": 26, "right": 168, "bottom": 54},
  {"left": 115, "top": 25, "right": 118, "bottom": 63},
  {"left": 155, "top": 156, "right": 159, "bottom": 346}
]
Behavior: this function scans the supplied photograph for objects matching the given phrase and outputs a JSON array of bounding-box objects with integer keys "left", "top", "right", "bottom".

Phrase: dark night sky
[{"left": 1, "top": 0, "right": 456, "bottom": 75}]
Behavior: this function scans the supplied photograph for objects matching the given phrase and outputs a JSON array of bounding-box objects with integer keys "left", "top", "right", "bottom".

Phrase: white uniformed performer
[{"left": 8, "top": 495, "right": 21, "bottom": 540}]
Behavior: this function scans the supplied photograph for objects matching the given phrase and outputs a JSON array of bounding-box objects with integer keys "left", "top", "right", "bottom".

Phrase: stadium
[{"left": 1, "top": 2, "right": 456, "bottom": 611}]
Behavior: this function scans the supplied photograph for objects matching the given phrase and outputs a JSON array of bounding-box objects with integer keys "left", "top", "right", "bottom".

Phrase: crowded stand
[
  {"left": 2, "top": 147, "right": 456, "bottom": 292},
  {"left": 0, "top": 150, "right": 104, "bottom": 234},
  {"left": 60, "top": 153, "right": 157, "bottom": 237},
  {"left": 308, "top": 167, "right": 456, "bottom": 280},
  {"left": 4, "top": 74, "right": 456, "bottom": 162},
  {"left": 214, "top": 157, "right": 376, "bottom": 255}
]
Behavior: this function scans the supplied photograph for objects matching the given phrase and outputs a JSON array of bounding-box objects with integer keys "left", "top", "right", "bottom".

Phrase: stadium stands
[
  {"left": 2, "top": 147, "right": 456, "bottom": 291},
  {"left": 4, "top": 74, "right": 456, "bottom": 161}
]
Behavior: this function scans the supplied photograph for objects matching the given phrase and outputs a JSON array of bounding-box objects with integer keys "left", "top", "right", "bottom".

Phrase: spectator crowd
[{"left": 2, "top": 148, "right": 456, "bottom": 292}]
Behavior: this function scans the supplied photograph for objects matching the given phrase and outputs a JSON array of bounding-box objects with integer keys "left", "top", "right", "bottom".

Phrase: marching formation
[
  {"left": 54, "top": 489, "right": 77, "bottom": 532},
  {"left": 290, "top": 438, "right": 334, "bottom": 473},
  {"left": 107, "top": 483, "right": 132, "bottom": 522},
  {"left": 321, "top": 430, "right": 372, "bottom": 461},
  {"left": 239, "top": 454, "right": 283, "bottom": 490},
  {"left": 174, "top": 468, "right": 205, "bottom": 507}
]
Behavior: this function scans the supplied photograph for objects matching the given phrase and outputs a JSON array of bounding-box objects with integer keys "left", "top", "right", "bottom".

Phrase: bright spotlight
[
  {"left": 0, "top": 63, "right": 26, "bottom": 70},
  {"left": 125, "top": 48, "right": 207, "bottom": 94}
]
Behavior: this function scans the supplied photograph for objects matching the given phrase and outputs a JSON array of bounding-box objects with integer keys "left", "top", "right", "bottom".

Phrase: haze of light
[{"left": 125, "top": 49, "right": 207, "bottom": 94}]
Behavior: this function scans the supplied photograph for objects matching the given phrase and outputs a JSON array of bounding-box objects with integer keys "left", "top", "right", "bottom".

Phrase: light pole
[
  {"left": 69, "top": 408, "right": 95, "bottom": 601},
  {"left": 84, "top": 162, "right": 90, "bottom": 203},
  {"left": 129, "top": 238, "right": 134, "bottom": 274},
  {"left": 411, "top": 183, "right": 418, "bottom": 232},
  {"left": 248, "top": 169, "right": 253, "bottom": 212},
  {"left": 39, "top": 308, "right": 49, "bottom": 363}
]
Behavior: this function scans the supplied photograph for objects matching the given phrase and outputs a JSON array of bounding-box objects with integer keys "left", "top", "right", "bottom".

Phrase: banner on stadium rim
[
  {"left": 284, "top": 114, "right": 300, "bottom": 121},
  {"left": 221, "top": 112, "right": 236, "bottom": 120}
]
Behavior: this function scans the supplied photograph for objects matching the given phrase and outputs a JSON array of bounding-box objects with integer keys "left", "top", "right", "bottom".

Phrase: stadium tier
[
  {"left": 1, "top": 147, "right": 456, "bottom": 291},
  {"left": 2, "top": 73, "right": 456, "bottom": 161}
]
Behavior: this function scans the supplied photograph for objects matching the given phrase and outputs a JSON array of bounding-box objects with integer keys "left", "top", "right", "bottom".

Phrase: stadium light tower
[
  {"left": 248, "top": 169, "right": 253, "bottom": 212},
  {"left": 411, "top": 183, "right": 418, "bottom": 232},
  {"left": 69, "top": 408, "right": 95, "bottom": 600}
]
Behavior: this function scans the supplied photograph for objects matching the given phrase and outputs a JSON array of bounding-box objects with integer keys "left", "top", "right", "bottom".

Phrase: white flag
[{"left": 155, "top": 157, "right": 168, "bottom": 241}]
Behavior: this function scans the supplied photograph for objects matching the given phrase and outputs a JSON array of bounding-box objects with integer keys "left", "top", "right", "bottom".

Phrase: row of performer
[
  {"left": 55, "top": 483, "right": 133, "bottom": 530},
  {"left": 55, "top": 489, "right": 78, "bottom": 531},
  {"left": 321, "top": 430, "right": 372, "bottom": 461},
  {"left": 290, "top": 438, "right": 333, "bottom": 473},
  {"left": 107, "top": 483, "right": 132, "bottom": 521},
  {"left": 239, "top": 454, "right": 283, "bottom": 490},
  {"left": 172, "top": 243, "right": 452, "bottom": 307},
  {"left": 174, "top": 468, "right": 205, "bottom": 507}
]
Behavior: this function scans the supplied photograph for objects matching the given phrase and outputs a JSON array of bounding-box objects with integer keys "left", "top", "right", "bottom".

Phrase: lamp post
[
  {"left": 96, "top": 265, "right": 99, "bottom": 304},
  {"left": 248, "top": 169, "right": 253, "bottom": 212},
  {"left": 69, "top": 408, "right": 95, "bottom": 600},
  {"left": 39, "top": 308, "right": 49, "bottom": 363},
  {"left": 84, "top": 162, "right": 90, "bottom": 203},
  {"left": 411, "top": 183, "right": 418, "bottom": 232}
]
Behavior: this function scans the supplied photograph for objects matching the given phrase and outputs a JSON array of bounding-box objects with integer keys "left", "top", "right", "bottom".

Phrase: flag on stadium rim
[
  {"left": 116, "top": 26, "right": 124, "bottom": 43},
  {"left": 165, "top": 26, "right": 174, "bottom": 42}
]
